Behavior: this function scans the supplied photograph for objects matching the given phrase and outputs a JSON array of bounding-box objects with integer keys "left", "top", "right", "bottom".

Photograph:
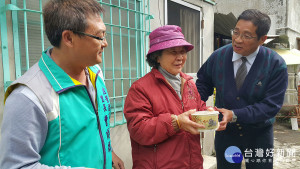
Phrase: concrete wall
[
  {"left": 111, "top": 124, "right": 133, "bottom": 169},
  {"left": 214, "top": 0, "right": 300, "bottom": 50},
  {"left": 214, "top": 0, "right": 287, "bottom": 28},
  {"left": 286, "top": 0, "right": 300, "bottom": 49}
]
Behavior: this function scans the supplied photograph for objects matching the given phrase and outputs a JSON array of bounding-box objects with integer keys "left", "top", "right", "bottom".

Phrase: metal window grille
[{"left": 0, "top": 0, "right": 151, "bottom": 127}]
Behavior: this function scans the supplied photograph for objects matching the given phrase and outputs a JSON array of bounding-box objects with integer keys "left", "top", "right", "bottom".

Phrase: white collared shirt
[{"left": 232, "top": 47, "right": 260, "bottom": 78}]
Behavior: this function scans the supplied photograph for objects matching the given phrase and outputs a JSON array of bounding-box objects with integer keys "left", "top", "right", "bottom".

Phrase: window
[
  {"left": 0, "top": 0, "right": 151, "bottom": 127},
  {"left": 165, "top": 0, "right": 202, "bottom": 73}
]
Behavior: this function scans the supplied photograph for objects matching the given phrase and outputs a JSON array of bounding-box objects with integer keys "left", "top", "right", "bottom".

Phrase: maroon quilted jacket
[{"left": 124, "top": 68, "right": 207, "bottom": 169}]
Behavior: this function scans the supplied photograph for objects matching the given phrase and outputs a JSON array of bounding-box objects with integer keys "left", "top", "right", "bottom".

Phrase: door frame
[{"left": 164, "top": 0, "right": 203, "bottom": 67}]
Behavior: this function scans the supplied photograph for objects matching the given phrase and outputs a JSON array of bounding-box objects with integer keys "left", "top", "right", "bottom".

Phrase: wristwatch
[{"left": 230, "top": 110, "right": 237, "bottom": 123}]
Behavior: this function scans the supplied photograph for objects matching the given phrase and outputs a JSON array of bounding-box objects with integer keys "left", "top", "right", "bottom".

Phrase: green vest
[{"left": 5, "top": 50, "right": 112, "bottom": 169}]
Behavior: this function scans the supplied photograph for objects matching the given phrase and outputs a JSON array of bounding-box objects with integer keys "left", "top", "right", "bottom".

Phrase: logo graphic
[{"left": 224, "top": 146, "right": 243, "bottom": 163}]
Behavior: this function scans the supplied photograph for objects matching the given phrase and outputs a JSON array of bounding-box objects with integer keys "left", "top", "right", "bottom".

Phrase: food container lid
[{"left": 192, "top": 111, "right": 219, "bottom": 115}]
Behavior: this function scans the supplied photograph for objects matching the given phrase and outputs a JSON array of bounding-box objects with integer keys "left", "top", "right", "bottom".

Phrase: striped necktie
[{"left": 236, "top": 57, "right": 247, "bottom": 90}]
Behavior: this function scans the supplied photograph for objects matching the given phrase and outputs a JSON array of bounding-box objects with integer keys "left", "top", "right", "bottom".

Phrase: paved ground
[
  {"left": 204, "top": 121, "right": 300, "bottom": 169},
  {"left": 241, "top": 121, "right": 300, "bottom": 169},
  {"left": 273, "top": 122, "right": 300, "bottom": 169}
]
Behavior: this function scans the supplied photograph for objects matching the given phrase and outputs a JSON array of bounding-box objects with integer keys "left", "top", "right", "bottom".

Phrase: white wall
[
  {"left": 286, "top": 0, "right": 300, "bottom": 49},
  {"left": 149, "top": 0, "right": 165, "bottom": 30}
]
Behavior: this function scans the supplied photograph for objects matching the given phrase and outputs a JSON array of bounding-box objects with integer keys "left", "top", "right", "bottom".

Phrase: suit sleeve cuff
[{"left": 230, "top": 110, "right": 237, "bottom": 123}]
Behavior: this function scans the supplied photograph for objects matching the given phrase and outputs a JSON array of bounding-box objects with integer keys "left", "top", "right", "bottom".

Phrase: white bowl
[{"left": 191, "top": 111, "right": 219, "bottom": 131}]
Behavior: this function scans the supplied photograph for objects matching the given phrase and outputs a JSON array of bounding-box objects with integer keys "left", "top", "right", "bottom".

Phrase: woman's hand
[
  {"left": 112, "top": 151, "right": 125, "bottom": 169},
  {"left": 177, "top": 109, "right": 205, "bottom": 134}
]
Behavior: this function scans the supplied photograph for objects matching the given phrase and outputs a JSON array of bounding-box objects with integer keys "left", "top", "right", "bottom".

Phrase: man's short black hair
[
  {"left": 237, "top": 9, "right": 271, "bottom": 40},
  {"left": 43, "top": 0, "right": 104, "bottom": 47}
]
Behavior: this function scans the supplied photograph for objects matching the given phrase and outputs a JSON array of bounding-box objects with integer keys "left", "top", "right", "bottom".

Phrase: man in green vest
[{"left": 0, "top": 0, "right": 124, "bottom": 168}]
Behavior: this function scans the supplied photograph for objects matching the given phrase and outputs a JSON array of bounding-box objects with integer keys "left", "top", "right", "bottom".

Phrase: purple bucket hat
[{"left": 146, "top": 25, "right": 194, "bottom": 57}]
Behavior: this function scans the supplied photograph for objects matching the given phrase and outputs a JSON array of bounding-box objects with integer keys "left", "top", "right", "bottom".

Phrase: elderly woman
[{"left": 124, "top": 25, "right": 209, "bottom": 169}]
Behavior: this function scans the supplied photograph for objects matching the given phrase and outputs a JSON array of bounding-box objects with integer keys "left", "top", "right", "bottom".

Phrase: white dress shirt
[{"left": 232, "top": 47, "right": 260, "bottom": 77}]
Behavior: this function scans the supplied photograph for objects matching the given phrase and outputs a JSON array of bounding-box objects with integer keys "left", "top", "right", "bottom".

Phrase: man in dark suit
[{"left": 196, "top": 9, "right": 288, "bottom": 169}]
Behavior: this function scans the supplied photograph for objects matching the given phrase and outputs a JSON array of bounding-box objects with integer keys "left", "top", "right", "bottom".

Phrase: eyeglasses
[
  {"left": 231, "top": 29, "right": 257, "bottom": 40},
  {"left": 73, "top": 30, "right": 106, "bottom": 41}
]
